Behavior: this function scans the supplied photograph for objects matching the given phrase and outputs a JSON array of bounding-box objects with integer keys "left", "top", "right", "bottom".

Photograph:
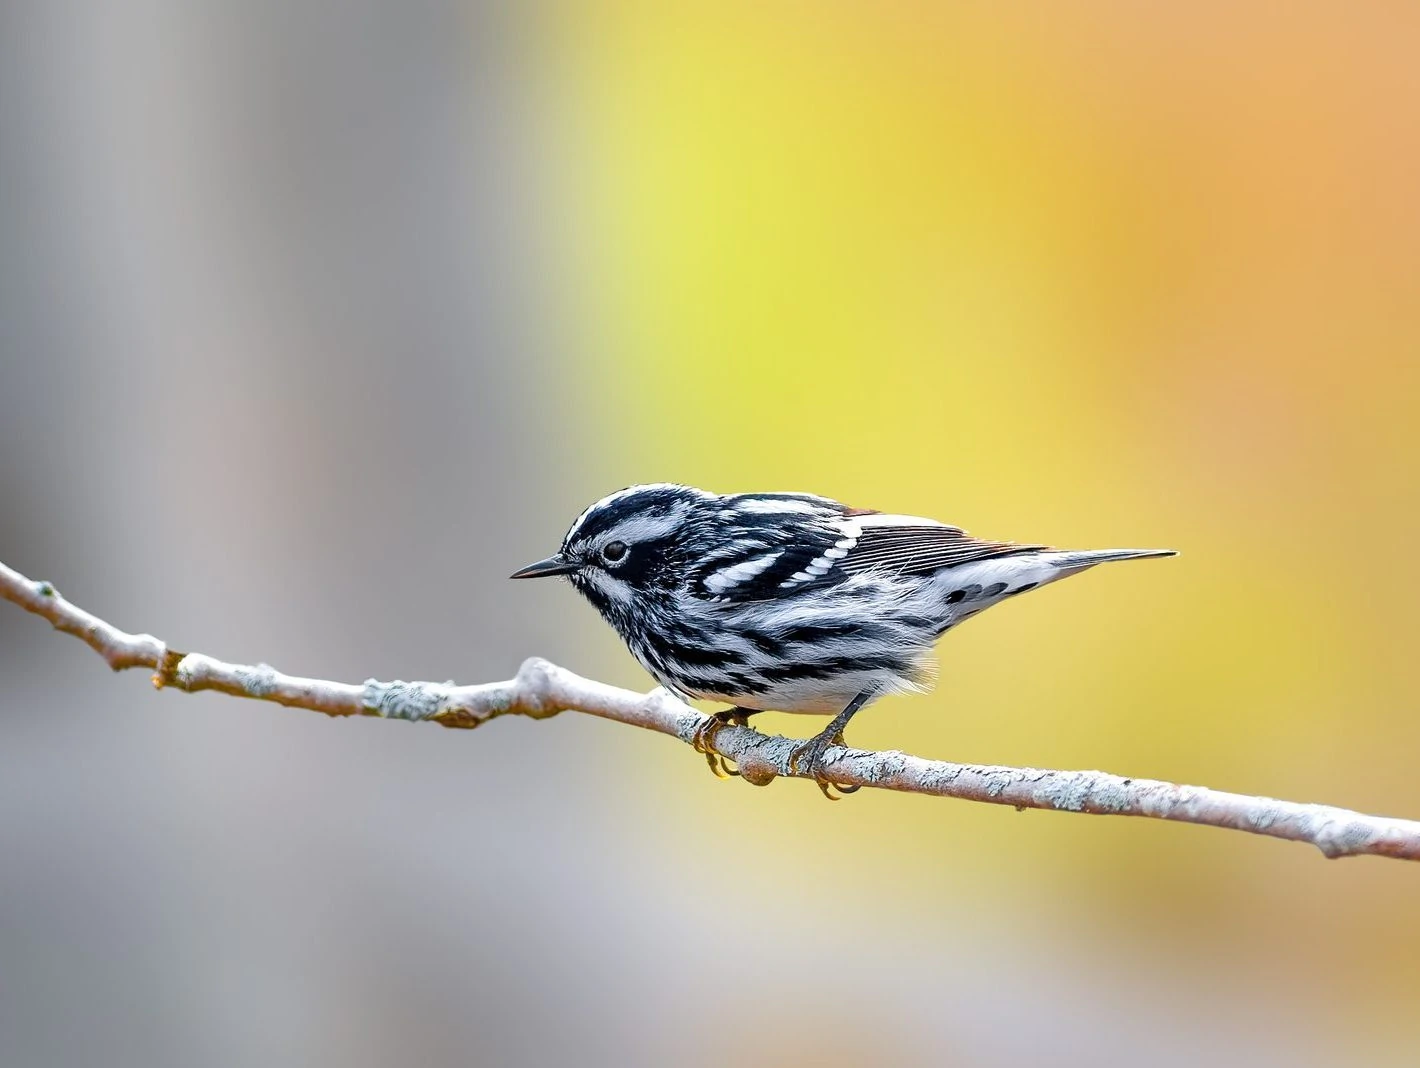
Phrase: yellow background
[{"left": 542, "top": 2, "right": 1420, "bottom": 1056}]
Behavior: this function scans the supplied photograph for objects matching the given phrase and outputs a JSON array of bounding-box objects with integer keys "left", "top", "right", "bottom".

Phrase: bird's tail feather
[{"left": 1041, "top": 548, "right": 1178, "bottom": 569}]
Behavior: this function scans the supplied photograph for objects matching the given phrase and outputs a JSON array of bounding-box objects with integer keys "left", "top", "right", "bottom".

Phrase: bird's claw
[
  {"left": 788, "top": 731, "right": 861, "bottom": 800},
  {"left": 690, "top": 718, "right": 732, "bottom": 778},
  {"left": 691, "top": 709, "right": 753, "bottom": 779}
]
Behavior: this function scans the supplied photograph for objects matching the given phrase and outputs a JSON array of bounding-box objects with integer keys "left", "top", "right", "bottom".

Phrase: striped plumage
[{"left": 511, "top": 483, "right": 1175, "bottom": 794}]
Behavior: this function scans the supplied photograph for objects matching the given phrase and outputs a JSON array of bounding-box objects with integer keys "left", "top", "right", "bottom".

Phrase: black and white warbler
[{"left": 512, "top": 483, "right": 1175, "bottom": 797}]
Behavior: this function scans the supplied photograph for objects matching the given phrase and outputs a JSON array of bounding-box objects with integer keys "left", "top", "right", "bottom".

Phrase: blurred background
[{"left": 2, "top": 3, "right": 1417, "bottom": 1065}]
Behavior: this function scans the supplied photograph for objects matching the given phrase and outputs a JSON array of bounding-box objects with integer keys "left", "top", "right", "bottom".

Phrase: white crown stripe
[{"left": 565, "top": 483, "right": 709, "bottom": 542}]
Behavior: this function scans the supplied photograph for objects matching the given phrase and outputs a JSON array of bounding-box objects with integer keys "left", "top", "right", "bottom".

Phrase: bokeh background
[{"left": 2, "top": 3, "right": 1418, "bottom": 1066}]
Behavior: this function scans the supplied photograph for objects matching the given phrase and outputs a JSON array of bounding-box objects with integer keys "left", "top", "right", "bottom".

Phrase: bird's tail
[
  {"left": 1039, "top": 547, "right": 1178, "bottom": 570},
  {"left": 928, "top": 546, "right": 1176, "bottom": 635}
]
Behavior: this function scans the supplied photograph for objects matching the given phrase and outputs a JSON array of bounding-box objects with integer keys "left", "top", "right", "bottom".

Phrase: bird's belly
[
  {"left": 688, "top": 688, "right": 857, "bottom": 716},
  {"left": 684, "top": 664, "right": 927, "bottom": 716}
]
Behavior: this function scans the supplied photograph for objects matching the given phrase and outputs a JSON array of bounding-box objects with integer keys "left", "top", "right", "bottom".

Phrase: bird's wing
[
  {"left": 835, "top": 515, "right": 1047, "bottom": 577},
  {"left": 689, "top": 521, "right": 847, "bottom": 601},
  {"left": 691, "top": 504, "right": 1046, "bottom": 602}
]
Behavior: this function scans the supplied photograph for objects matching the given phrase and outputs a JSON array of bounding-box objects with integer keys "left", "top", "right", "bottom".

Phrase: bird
[{"left": 511, "top": 483, "right": 1175, "bottom": 798}]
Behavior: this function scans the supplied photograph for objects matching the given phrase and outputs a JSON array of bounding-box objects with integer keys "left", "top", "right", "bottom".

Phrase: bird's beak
[{"left": 509, "top": 553, "right": 579, "bottom": 580}]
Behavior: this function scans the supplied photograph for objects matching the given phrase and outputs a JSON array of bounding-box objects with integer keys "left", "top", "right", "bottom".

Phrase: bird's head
[{"left": 510, "top": 483, "right": 715, "bottom": 621}]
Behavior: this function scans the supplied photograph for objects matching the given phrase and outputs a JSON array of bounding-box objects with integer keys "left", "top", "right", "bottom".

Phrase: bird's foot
[
  {"left": 691, "top": 708, "right": 756, "bottom": 779},
  {"left": 788, "top": 729, "right": 861, "bottom": 800}
]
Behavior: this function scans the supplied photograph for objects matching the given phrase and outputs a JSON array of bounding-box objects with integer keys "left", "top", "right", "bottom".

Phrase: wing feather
[
  {"left": 838, "top": 524, "right": 1046, "bottom": 576},
  {"left": 688, "top": 495, "right": 1048, "bottom": 601}
]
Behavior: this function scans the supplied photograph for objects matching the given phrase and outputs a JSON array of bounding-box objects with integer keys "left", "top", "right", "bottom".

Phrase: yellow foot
[
  {"left": 691, "top": 708, "right": 755, "bottom": 779},
  {"left": 788, "top": 731, "right": 861, "bottom": 800}
]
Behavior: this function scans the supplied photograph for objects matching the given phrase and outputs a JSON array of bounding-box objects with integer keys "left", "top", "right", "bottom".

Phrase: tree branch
[{"left": 3, "top": 558, "right": 1418, "bottom": 861}]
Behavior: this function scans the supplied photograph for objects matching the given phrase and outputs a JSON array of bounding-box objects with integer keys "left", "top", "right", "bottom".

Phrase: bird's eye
[{"left": 601, "top": 540, "right": 628, "bottom": 564}]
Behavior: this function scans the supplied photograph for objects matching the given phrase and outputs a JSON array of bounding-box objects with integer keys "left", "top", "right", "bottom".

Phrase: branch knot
[{"left": 513, "top": 657, "right": 563, "bottom": 720}]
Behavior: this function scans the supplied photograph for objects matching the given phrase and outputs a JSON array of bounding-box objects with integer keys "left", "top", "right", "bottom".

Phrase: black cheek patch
[{"left": 609, "top": 536, "right": 675, "bottom": 587}]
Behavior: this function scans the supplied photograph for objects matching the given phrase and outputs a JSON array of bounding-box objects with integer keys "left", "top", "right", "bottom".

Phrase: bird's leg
[
  {"left": 691, "top": 706, "right": 760, "bottom": 778},
  {"left": 788, "top": 692, "right": 873, "bottom": 800}
]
